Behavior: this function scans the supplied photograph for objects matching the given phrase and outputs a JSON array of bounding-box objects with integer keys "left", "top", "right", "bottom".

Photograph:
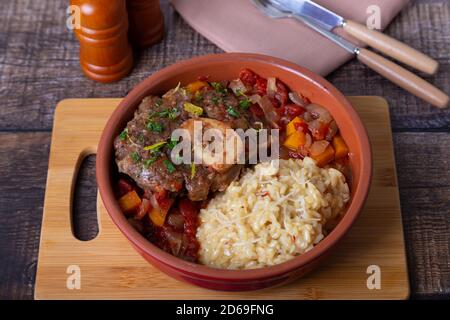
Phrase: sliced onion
[
  {"left": 229, "top": 79, "right": 248, "bottom": 95},
  {"left": 257, "top": 95, "right": 280, "bottom": 128},
  {"left": 310, "top": 140, "right": 329, "bottom": 157},
  {"left": 249, "top": 94, "right": 261, "bottom": 104},
  {"left": 326, "top": 120, "right": 338, "bottom": 141},
  {"left": 308, "top": 119, "right": 322, "bottom": 133},
  {"left": 289, "top": 92, "right": 308, "bottom": 107},
  {"left": 303, "top": 111, "right": 313, "bottom": 122},
  {"left": 304, "top": 133, "right": 312, "bottom": 149},
  {"left": 306, "top": 103, "right": 333, "bottom": 124},
  {"left": 267, "top": 77, "right": 277, "bottom": 98},
  {"left": 167, "top": 213, "right": 185, "bottom": 231},
  {"left": 163, "top": 229, "right": 183, "bottom": 256}
]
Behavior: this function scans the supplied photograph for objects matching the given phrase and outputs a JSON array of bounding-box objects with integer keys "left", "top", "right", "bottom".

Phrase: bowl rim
[{"left": 96, "top": 52, "right": 372, "bottom": 281}]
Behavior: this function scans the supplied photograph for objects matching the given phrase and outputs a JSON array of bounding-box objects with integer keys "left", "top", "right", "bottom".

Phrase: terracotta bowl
[{"left": 97, "top": 53, "right": 372, "bottom": 291}]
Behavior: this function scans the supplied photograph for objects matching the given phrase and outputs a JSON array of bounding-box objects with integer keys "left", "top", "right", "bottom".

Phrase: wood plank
[
  {"left": 0, "top": 132, "right": 50, "bottom": 300},
  {"left": 0, "top": 0, "right": 448, "bottom": 131}
]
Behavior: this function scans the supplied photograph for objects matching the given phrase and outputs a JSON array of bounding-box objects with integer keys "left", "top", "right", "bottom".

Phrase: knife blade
[{"left": 271, "top": 0, "right": 343, "bottom": 31}]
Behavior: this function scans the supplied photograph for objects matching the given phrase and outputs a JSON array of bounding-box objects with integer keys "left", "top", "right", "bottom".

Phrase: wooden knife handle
[
  {"left": 357, "top": 48, "right": 449, "bottom": 109},
  {"left": 344, "top": 20, "right": 438, "bottom": 75}
]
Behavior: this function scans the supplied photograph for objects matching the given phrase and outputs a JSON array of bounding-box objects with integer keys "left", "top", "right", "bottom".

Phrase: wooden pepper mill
[
  {"left": 71, "top": 0, "right": 133, "bottom": 83},
  {"left": 127, "top": 0, "right": 165, "bottom": 48}
]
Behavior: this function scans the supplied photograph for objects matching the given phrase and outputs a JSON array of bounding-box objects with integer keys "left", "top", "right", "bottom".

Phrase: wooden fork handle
[
  {"left": 344, "top": 20, "right": 439, "bottom": 75},
  {"left": 357, "top": 48, "right": 449, "bottom": 109}
]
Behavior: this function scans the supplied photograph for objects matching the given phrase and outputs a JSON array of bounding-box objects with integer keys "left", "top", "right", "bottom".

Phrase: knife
[
  {"left": 252, "top": 0, "right": 449, "bottom": 108},
  {"left": 271, "top": 0, "right": 439, "bottom": 75}
]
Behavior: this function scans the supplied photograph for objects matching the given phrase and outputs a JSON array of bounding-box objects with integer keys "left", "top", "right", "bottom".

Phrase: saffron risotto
[{"left": 196, "top": 158, "right": 350, "bottom": 269}]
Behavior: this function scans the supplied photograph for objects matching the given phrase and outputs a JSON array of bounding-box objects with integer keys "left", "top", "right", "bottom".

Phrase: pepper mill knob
[
  {"left": 127, "top": 0, "right": 165, "bottom": 48},
  {"left": 71, "top": 0, "right": 133, "bottom": 83}
]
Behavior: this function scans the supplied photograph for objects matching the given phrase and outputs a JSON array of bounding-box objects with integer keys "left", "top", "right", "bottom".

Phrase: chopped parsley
[
  {"left": 147, "top": 121, "right": 164, "bottom": 133},
  {"left": 167, "top": 137, "right": 179, "bottom": 150},
  {"left": 194, "top": 92, "right": 204, "bottom": 102},
  {"left": 211, "top": 96, "right": 220, "bottom": 105},
  {"left": 227, "top": 106, "right": 240, "bottom": 118},
  {"left": 239, "top": 98, "right": 250, "bottom": 109},
  {"left": 163, "top": 159, "right": 176, "bottom": 173},
  {"left": 154, "top": 99, "right": 163, "bottom": 108},
  {"left": 137, "top": 134, "right": 145, "bottom": 144},
  {"left": 143, "top": 157, "right": 158, "bottom": 168},
  {"left": 130, "top": 151, "right": 141, "bottom": 163},
  {"left": 119, "top": 128, "right": 128, "bottom": 141},
  {"left": 151, "top": 108, "right": 179, "bottom": 120},
  {"left": 211, "top": 82, "right": 228, "bottom": 95}
]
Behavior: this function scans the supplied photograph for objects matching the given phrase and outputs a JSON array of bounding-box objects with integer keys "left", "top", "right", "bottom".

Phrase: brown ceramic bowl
[{"left": 97, "top": 53, "right": 372, "bottom": 291}]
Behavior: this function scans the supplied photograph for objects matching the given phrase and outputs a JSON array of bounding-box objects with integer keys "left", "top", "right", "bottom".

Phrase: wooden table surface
[{"left": 0, "top": 0, "right": 449, "bottom": 300}]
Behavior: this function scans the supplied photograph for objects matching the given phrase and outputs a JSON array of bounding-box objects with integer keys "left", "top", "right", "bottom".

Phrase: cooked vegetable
[
  {"left": 191, "top": 163, "right": 196, "bottom": 179},
  {"left": 149, "top": 207, "right": 168, "bottom": 227},
  {"left": 164, "top": 159, "right": 176, "bottom": 173},
  {"left": 332, "top": 135, "right": 349, "bottom": 159},
  {"left": 257, "top": 95, "right": 280, "bottom": 128},
  {"left": 130, "top": 151, "right": 141, "bottom": 163},
  {"left": 144, "top": 141, "right": 167, "bottom": 151},
  {"left": 229, "top": 79, "right": 248, "bottom": 96},
  {"left": 147, "top": 121, "right": 164, "bottom": 132},
  {"left": 186, "top": 80, "right": 209, "bottom": 93},
  {"left": 286, "top": 117, "right": 306, "bottom": 137},
  {"left": 143, "top": 157, "right": 158, "bottom": 168},
  {"left": 119, "top": 128, "right": 128, "bottom": 141},
  {"left": 283, "top": 130, "right": 306, "bottom": 151},
  {"left": 239, "top": 97, "right": 250, "bottom": 109},
  {"left": 306, "top": 104, "right": 333, "bottom": 124},
  {"left": 118, "top": 190, "right": 142, "bottom": 214},
  {"left": 136, "top": 198, "right": 151, "bottom": 220},
  {"left": 288, "top": 92, "right": 308, "bottom": 107},
  {"left": 226, "top": 106, "right": 240, "bottom": 117},
  {"left": 311, "top": 145, "right": 335, "bottom": 167},
  {"left": 310, "top": 140, "right": 330, "bottom": 157},
  {"left": 183, "top": 102, "right": 204, "bottom": 116},
  {"left": 267, "top": 77, "right": 277, "bottom": 98}
]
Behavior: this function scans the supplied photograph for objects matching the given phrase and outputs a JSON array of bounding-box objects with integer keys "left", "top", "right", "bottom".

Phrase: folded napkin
[{"left": 170, "top": 0, "right": 409, "bottom": 75}]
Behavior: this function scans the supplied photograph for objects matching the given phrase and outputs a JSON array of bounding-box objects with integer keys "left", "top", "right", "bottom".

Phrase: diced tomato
[
  {"left": 294, "top": 121, "right": 309, "bottom": 133},
  {"left": 117, "top": 178, "right": 134, "bottom": 197},
  {"left": 285, "top": 104, "right": 306, "bottom": 118},
  {"left": 239, "top": 68, "right": 257, "bottom": 86},
  {"left": 255, "top": 77, "right": 267, "bottom": 95},
  {"left": 179, "top": 198, "right": 199, "bottom": 237}
]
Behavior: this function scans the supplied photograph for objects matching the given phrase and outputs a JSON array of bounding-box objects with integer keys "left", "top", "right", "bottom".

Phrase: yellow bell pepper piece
[
  {"left": 311, "top": 145, "right": 335, "bottom": 167},
  {"left": 185, "top": 80, "right": 209, "bottom": 93},
  {"left": 149, "top": 207, "right": 168, "bottom": 227},
  {"left": 184, "top": 102, "right": 204, "bottom": 116},
  {"left": 283, "top": 130, "right": 306, "bottom": 151},
  {"left": 118, "top": 190, "right": 141, "bottom": 214},
  {"left": 332, "top": 135, "right": 349, "bottom": 159},
  {"left": 286, "top": 117, "right": 305, "bottom": 137}
]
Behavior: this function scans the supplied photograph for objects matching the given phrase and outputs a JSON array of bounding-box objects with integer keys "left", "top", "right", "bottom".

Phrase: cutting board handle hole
[{"left": 72, "top": 154, "right": 99, "bottom": 241}]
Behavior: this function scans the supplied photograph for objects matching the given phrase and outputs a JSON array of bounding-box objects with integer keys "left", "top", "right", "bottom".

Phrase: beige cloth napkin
[{"left": 170, "top": 0, "right": 410, "bottom": 75}]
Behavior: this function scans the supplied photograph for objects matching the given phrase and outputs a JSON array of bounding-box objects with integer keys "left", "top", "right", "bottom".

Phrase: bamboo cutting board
[{"left": 35, "top": 97, "right": 409, "bottom": 300}]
